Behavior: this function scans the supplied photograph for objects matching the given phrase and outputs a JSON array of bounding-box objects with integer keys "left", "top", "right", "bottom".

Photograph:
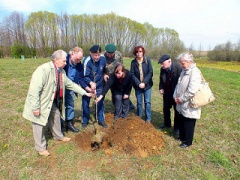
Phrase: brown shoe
[
  {"left": 38, "top": 150, "right": 50, "bottom": 156},
  {"left": 59, "top": 137, "right": 71, "bottom": 142}
]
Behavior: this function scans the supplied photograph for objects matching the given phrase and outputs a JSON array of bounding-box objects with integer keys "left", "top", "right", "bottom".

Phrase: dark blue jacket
[
  {"left": 64, "top": 54, "right": 88, "bottom": 89},
  {"left": 159, "top": 61, "right": 182, "bottom": 95},
  {"left": 130, "top": 57, "right": 153, "bottom": 91},
  {"left": 83, "top": 55, "right": 106, "bottom": 89}
]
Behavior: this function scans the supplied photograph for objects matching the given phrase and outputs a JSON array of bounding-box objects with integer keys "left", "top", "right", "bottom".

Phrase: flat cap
[
  {"left": 90, "top": 45, "right": 101, "bottom": 53},
  {"left": 105, "top": 44, "right": 117, "bottom": 53},
  {"left": 158, "top": 54, "right": 170, "bottom": 64}
]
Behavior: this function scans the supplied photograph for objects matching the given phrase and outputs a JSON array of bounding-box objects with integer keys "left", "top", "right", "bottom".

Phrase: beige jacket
[
  {"left": 22, "top": 61, "right": 86, "bottom": 126},
  {"left": 173, "top": 63, "right": 202, "bottom": 119}
]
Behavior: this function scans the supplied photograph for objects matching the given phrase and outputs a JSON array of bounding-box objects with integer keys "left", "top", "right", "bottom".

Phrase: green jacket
[{"left": 22, "top": 61, "right": 86, "bottom": 126}]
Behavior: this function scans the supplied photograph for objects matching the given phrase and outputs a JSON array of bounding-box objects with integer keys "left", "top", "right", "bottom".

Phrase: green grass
[{"left": 0, "top": 57, "right": 239, "bottom": 179}]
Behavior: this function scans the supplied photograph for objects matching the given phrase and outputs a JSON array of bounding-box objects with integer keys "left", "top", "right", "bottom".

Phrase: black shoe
[
  {"left": 174, "top": 130, "right": 180, "bottom": 139},
  {"left": 98, "top": 121, "right": 108, "bottom": 128},
  {"left": 61, "top": 123, "right": 66, "bottom": 134},
  {"left": 159, "top": 124, "right": 171, "bottom": 129},
  {"left": 180, "top": 143, "right": 188, "bottom": 148},
  {"left": 130, "top": 104, "right": 135, "bottom": 111},
  {"left": 66, "top": 120, "right": 80, "bottom": 133},
  {"left": 82, "top": 123, "right": 88, "bottom": 129}
]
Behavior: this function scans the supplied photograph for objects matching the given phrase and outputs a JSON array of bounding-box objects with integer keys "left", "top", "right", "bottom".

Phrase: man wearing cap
[
  {"left": 82, "top": 45, "right": 108, "bottom": 128},
  {"left": 104, "top": 43, "right": 123, "bottom": 77},
  {"left": 158, "top": 54, "right": 182, "bottom": 138},
  {"left": 104, "top": 44, "right": 135, "bottom": 110}
]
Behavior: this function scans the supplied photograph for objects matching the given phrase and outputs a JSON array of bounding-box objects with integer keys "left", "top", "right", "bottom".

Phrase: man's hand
[
  {"left": 85, "top": 93, "right": 94, "bottom": 98},
  {"left": 32, "top": 109, "right": 40, "bottom": 116},
  {"left": 95, "top": 95, "right": 103, "bottom": 103},
  {"left": 104, "top": 74, "right": 109, "bottom": 82},
  {"left": 123, "top": 94, "right": 129, "bottom": 99},
  {"left": 90, "top": 82, "right": 96, "bottom": 90},
  {"left": 85, "top": 86, "right": 94, "bottom": 93},
  {"left": 159, "top": 89, "right": 164, "bottom": 94}
]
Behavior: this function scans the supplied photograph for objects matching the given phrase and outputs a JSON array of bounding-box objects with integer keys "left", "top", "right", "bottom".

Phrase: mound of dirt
[{"left": 75, "top": 113, "right": 165, "bottom": 158}]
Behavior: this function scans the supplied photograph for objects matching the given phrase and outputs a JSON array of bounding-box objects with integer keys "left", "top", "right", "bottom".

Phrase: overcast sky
[{"left": 0, "top": 0, "right": 239, "bottom": 50}]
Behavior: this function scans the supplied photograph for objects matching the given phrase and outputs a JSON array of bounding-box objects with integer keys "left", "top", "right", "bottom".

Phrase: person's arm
[
  {"left": 123, "top": 71, "right": 133, "bottom": 95},
  {"left": 64, "top": 71, "right": 92, "bottom": 97},
  {"left": 142, "top": 58, "right": 153, "bottom": 85},
  {"left": 95, "top": 74, "right": 114, "bottom": 103},
  {"left": 159, "top": 68, "right": 164, "bottom": 94},
  {"left": 28, "top": 66, "right": 46, "bottom": 115},
  {"left": 101, "top": 74, "right": 114, "bottom": 96},
  {"left": 179, "top": 69, "right": 202, "bottom": 103}
]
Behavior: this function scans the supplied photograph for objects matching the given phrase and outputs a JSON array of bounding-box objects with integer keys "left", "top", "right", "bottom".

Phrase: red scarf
[{"left": 54, "top": 64, "right": 63, "bottom": 99}]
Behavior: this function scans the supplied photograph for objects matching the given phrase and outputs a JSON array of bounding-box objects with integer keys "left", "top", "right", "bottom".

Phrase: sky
[{"left": 0, "top": 0, "right": 239, "bottom": 50}]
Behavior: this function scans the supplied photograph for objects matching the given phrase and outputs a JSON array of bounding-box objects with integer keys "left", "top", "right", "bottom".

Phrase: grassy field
[{"left": 0, "top": 57, "right": 239, "bottom": 179}]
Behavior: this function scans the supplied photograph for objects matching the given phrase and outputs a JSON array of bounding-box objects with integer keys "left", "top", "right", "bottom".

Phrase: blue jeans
[
  {"left": 82, "top": 88, "right": 104, "bottom": 124},
  {"left": 65, "top": 89, "right": 75, "bottom": 121},
  {"left": 135, "top": 88, "right": 152, "bottom": 121}
]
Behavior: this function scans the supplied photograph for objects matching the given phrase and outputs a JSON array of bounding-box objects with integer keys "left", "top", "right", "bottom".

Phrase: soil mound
[{"left": 75, "top": 113, "right": 165, "bottom": 158}]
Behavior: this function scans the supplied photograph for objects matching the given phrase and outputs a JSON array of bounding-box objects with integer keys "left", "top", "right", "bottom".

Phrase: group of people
[
  {"left": 23, "top": 43, "right": 203, "bottom": 156},
  {"left": 159, "top": 52, "right": 202, "bottom": 149}
]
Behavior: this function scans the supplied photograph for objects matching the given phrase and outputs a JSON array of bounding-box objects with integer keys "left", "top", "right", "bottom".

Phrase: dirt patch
[{"left": 75, "top": 113, "right": 165, "bottom": 158}]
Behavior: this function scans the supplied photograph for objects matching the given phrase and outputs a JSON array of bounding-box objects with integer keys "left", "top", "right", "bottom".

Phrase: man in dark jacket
[
  {"left": 103, "top": 43, "right": 135, "bottom": 110},
  {"left": 159, "top": 54, "right": 182, "bottom": 138},
  {"left": 96, "top": 64, "right": 132, "bottom": 119},
  {"left": 82, "top": 45, "right": 108, "bottom": 129},
  {"left": 63, "top": 47, "right": 92, "bottom": 132}
]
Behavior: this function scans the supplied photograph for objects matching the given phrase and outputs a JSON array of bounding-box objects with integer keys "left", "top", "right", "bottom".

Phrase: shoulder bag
[{"left": 190, "top": 73, "right": 215, "bottom": 108}]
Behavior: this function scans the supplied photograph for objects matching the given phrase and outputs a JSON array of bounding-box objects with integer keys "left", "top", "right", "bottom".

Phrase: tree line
[
  {"left": 0, "top": 11, "right": 240, "bottom": 61},
  {"left": 0, "top": 11, "right": 185, "bottom": 60},
  {"left": 208, "top": 41, "right": 240, "bottom": 61}
]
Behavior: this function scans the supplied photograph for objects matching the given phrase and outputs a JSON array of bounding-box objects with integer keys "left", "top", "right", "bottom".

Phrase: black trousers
[
  {"left": 114, "top": 93, "right": 130, "bottom": 119},
  {"left": 179, "top": 113, "right": 196, "bottom": 146},
  {"left": 163, "top": 93, "right": 179, "bottom": 131}
]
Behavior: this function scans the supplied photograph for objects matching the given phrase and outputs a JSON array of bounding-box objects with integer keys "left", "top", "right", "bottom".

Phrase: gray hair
[
  {"left": 177, "top": 52, "right": 194, "bottom": 62},
  {"left": 51, "top": 50, "right": 67, "bottom": 61}
]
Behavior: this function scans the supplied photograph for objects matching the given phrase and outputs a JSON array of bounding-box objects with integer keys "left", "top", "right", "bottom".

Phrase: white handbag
[{"left": 190, "top": 73, "right": 215, "bottom": 108}]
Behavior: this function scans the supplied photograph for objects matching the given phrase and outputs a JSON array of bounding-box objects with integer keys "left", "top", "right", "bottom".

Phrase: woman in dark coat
[
  {"left": 130, "top": 45, "right": 153, "bottom": 123},
  {"left": 96, "top": 64, "right": 133, "bottom": 119}
]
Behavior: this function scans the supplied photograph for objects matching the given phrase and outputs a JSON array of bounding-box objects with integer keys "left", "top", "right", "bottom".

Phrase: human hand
[
  {"left": 139, "top": 83, "right": 145, "bottom": 89},
  {"left": 32, "top": 109, "right": 40, "bottom": 116},
  {"left": 159, "top": 89, "right": 164, "bottom": 94},
  {"left": 95, "top": 95, "right": 103, "bottom": 103},
  {"left": 175, "top": 98, "right": 182, "bottom": 104},
  {"left": 104, "top": 74, "right": 109, "bottom": 82},
  {"left": 90, "top": 82, "right": 96, "bottom": 90},
  {"left": 85, "top": 93, "right": 94, "bottom": 98},
  {"left": 123, "top": 94, "right": 129, "bottom": 99}
]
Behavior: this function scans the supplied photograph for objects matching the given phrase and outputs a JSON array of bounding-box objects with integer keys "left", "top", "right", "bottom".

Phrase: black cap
[
  {"left": 90, "top": 45, "right": 101, "bottom": 53},
  {"left": 158, "top": 54, "right": 170, "bottom": 64},
  {"left": 105, "top": 44, "right": 117, "bottom": 53}
]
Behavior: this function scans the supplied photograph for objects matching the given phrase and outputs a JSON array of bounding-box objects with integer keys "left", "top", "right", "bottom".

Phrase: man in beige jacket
[{"left": 23, "top": 50, "right": 93, "bottom": 156}]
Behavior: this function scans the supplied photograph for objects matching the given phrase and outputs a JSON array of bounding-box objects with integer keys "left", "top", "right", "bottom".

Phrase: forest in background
[{"left": 0, "top": 11, "right": 239, "bottom": 61}]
